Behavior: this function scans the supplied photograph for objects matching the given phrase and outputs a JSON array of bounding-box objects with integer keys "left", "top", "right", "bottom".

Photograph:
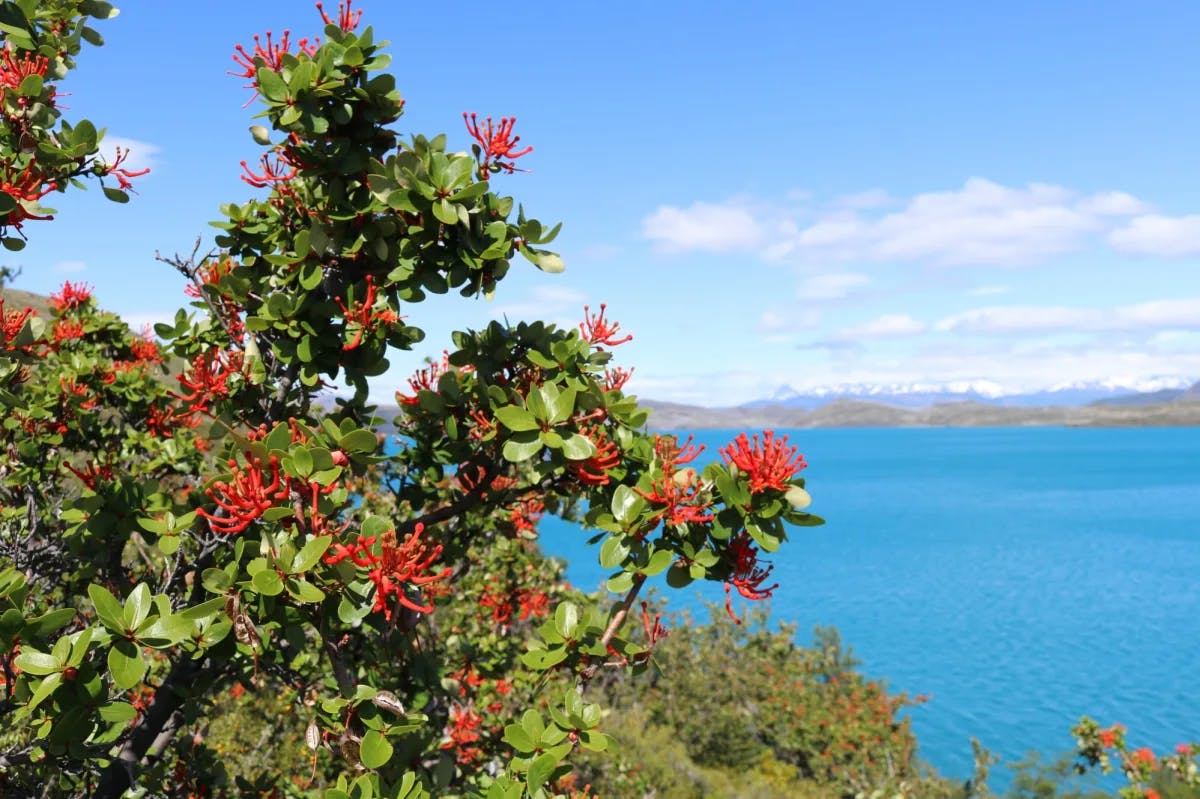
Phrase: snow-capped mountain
[{"left": 743, "top": 377, "right": 1196, "bottom": 410}]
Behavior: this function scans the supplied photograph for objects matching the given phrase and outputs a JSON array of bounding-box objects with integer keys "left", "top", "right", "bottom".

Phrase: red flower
[
  {"left": 240, "top": 153, "right": 299, "bottom": 188},
  {"left": 335, "top": 275, "right": 400, "bottom": 350},
  {"left": 130, "top": 327, "right": 163, "bottom": 364},
  {"left": 603, "top": 366, "right": 634, "bottom": 392},
  {"left": 720, "top": 430, "right": 806, "bottom": 494},
  {"left": 171, "top": 348, "right": 243, "bottom": 418},
  {"left": 104, "top": 146, "right": 151, "bottom": 191},
  {"left": 440, "top": 704, "right": 483, "bottom": 764},
  {"left": 566, "top": 425, "right": 621, "bottom": 486},
  {"left": 51, "top": 318, "right": 86, "bottom": 346},
  {"left": 323, "top": 523, "right": 451, "bottom": 620},
  {"left": 196, "top": 453, "right": 292, "bottom": 535},
  {"left": 580, "top": 304, "right": 632, "bottom": 347},
  {"left": 723, "top": 531, "right": 778, "bottom": 624},
  {"left": 0, "top": 163, "right": 57, "bottom": 232},
  {"left": 1098, "top": 727, "right": 1118, "bottom": 748},
  {"left": 395, "top": 352, "right": 449, "bottom": 405},
  {"left": 0, "top": 46, "right": 49, "bottom": 93},
  {"left": 516, "top": 589, "right": 551, "bottom": 620},
  {"left": 509, "top": 497, "right": 545, "bottom": 534},
  {"left": 636, "top": 434, "right": 714, "bottom": 529},
  {"left": 463, "top": 113, "right": 533, "bottom": 175},
  {"left": 1131, "top": 747, "right": 1156, "bottom": 768},
  {"left": 317, "top": 0, "right": 362, "bottom": 32},
  {"left": 50, "top": 281, "right": 93, "bottom": 314},
  {"left": 0, "top": 297, "right": 33, "bottom": 350}
]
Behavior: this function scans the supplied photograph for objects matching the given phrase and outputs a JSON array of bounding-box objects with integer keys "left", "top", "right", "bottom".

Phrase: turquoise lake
[{"left": 534, "top": 426, "right": 1200, "bottom": 784}]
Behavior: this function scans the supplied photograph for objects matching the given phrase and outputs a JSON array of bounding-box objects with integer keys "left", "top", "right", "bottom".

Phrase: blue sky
[{"left": 9, "top": 0, "right": 1200, "bottom": 405}]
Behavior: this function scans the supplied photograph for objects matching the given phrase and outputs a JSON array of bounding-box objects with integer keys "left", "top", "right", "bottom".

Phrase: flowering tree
[{"left": 0, "top": 3, "right": 823, "bottom": 797}]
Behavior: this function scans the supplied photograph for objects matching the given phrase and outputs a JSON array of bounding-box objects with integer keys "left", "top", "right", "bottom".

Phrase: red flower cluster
[
  {"left": 723, "top": 531, "right": 778, "bottom": 624},
  {"left": 334, "top": 275, "right": 400, "bottom": 350},
  {"left": 580, "top": 304, "right": 632, "bottom": 348},
  {"left": 603, "top": 366, "right": 634, "bottom": 392},
  {"left": 509, "top": 496, "right": 545, "bottom": 534},
  {"left": 0, "top": 46, "right": 49, "bottom": 94},
  {"left": 440, "top": 704, "right": 483, "bottom": 764},
  {"left": 636, "top": 434, "right": 714, "bottom": 528},
  {"left": 50, "top": 281, "right": 92, "bottom": 314},
  {"left": 1, "top": 164, "right": 56, "bottom": 232},
  {"left": 316, "top": 0, "right": 362, "bottom": 32},
  {"left": 63, "top": 460, "right": 114, "bottom": 490},
  {"left": 184, "top": 257, "right": 236, "bottom": 298},
  {"left": 196, "top": 453, "right": 291, "bottom": 535},
  {"left": 51, "top": 318, "right": 85, "bottom": 346},
  {"left": 566, "top": 425, "right": 622, "bottom": 486},
  {"left": 240, "top": 153, "right": 299, "bottom": 188},
  {"left": 463, "top": 113, "right": 533, "bottom": 175},
  {"left": 172, "top": 348, "right": 243, "bottom": 419},
  {"left": 0, "top": 297, "right": 33, "bottom": 350},
  {"left": 323, "top": 523, "right": 452, "bottom": 620},
  {"left": 720, "top": 429, "right": 806, "bottom": 494},
  {"left": 395, "top": 351, "right": 450, "bottom": 405},
  {"left": 104, "top": 146, "right": 151, "bottom": 191},
  {"left": 231, "top": 30, "right": 319, "bottom": 87}
]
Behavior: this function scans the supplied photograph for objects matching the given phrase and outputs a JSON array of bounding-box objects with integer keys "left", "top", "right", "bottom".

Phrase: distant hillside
[
  {"left": 0, "top": 286, "right": 54, "bottom": 318},
  {"left": 643, "top": 395, "right": 1200, "bottom": 429}
]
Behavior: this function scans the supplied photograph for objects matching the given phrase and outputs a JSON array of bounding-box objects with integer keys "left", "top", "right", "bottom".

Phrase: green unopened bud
[
  {"left": 785, "top": 486, "right": 812, "bottom": 510},
  {"left": 249, "top": 125, "right": 271, "bottom": 146}
]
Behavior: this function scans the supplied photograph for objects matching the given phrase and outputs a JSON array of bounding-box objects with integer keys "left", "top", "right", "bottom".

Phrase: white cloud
[
  {"left": 829, "top": 313, "right": 927, "bottom": 342},
  {"left": 645, "top": 178, "right": 1151, "bottom": 266},
  {"left": 120, "top": 311, "right": 175, "bottom": 334},
  {"left": 967, "top": 284, "right": 1010, "bottom": 296},
  {"left": 935, "top": 298, "right": 1200, "bottom": 335},
  {"left": 53, "top": 260, "right": 87, "bottom": 274},
  {"left": 758, "top": 308, "right": 820, "bottom": 333},
  {"left": 1077, "top": 191, "right": 1151, "bottom": 216},
  {"left": 97, "top": 136, "right": 162, "bottom": 174},
  {"left": 835, "top": 188, "right": 893, "bottom": 209},
  {"left": 641, "top": 201, "right": 764, "bottom": 253},
  {"left": 795, "top": 272, "right": 870, "bottom": 300},
  {"left": 1109, "top": 214, "right": 1200, "bottom": 256},
  {"left": 489, "top": 285, "right": 587, "bottom": 324}
]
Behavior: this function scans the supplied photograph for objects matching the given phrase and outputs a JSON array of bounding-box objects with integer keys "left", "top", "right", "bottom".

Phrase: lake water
[{"left": 536, "top": 426, "right": 1200, "bottom": 784}]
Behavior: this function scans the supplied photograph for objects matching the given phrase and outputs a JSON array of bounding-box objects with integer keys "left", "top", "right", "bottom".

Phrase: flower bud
[
  {"left": 249, "top": 125, "right": 271, "bottom": 146},
  {"left": 785, "top": 486, "right": 811, "bottom": 510}
]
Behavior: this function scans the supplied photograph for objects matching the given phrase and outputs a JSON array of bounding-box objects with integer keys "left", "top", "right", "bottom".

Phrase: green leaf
[
  {"left": 0, "top": 193, "right": 16, "bottom": 217},
  {"left": 292, "top": 537, "right": 332, "bottom": 573},
  {"left": 287, "top": 579, "right": 325, "bottom": 603},
  {"left": 432, "top": 198, "right": 458, "bottom": 225},
  {"left": 138, "top": 614, "right": 194, "bottom": 648},
  {"left": 256, "top": 67, "right": 288, "bottom": 102},
  {"left": 359, "top": 729, "right": 393, "bottom": 769},
  {"left": 493, "top": 405, "right": 539, "bottom": 432},
  {"left": 17, "top": 672, "right": 61, "bottom": 719},
  {"left": 611, "top": 485, "right": 642, "bottom": 525},
  {"left": 108, "top": 640, "right": 147, "bottom": 690},
  {"left": 526, "top": 751, "right": 559, "bottom": 793},
  {"left": 502, "top": 434, "right": 542, "bottom": 463},
  {"left": 2, "top": 236, "right": 25, "bottom": 252},
  {"left": 599, "top": 537, "right": 629, "bottom": 569},
  {"left": 503, "top": 723, "right": 537, "bottom": 754},
  {"left": 561, "top": 434, "right": 596, "bottom": 461},
  {"left": 548, "top": 387, "right": 577, "bottom": 425},
  {"left": 25, "top": 608, "right": 76, "bottom": 638},
  {"left": 13, "top": 650, "right": 62, "bottom": 675},
  {"left": 641, "top": 548, "right": 674, "bottom": 577},
  {"left": 88, "top": 584, "right": 124, "bottom": 632},
  {"left": 201, "top": 568, "right": 233, "bottom": 594},
  {"left": 102, "top": 186, "right": 129, "bottom": 204},
  {"left": 123, "top": 584, "right": 151, "bottom": 630},
  {"left": 339, "top": 429, "right": 378, "bottom": 454},
  {"left": 553, "top": 602, "right": 579, "bottom": 639},
  {"left": 252, "top": 569, "right": 285, "bottom": 596},
  {"left": 98, "top": 701, "right": 137, "bottom": 723}
]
